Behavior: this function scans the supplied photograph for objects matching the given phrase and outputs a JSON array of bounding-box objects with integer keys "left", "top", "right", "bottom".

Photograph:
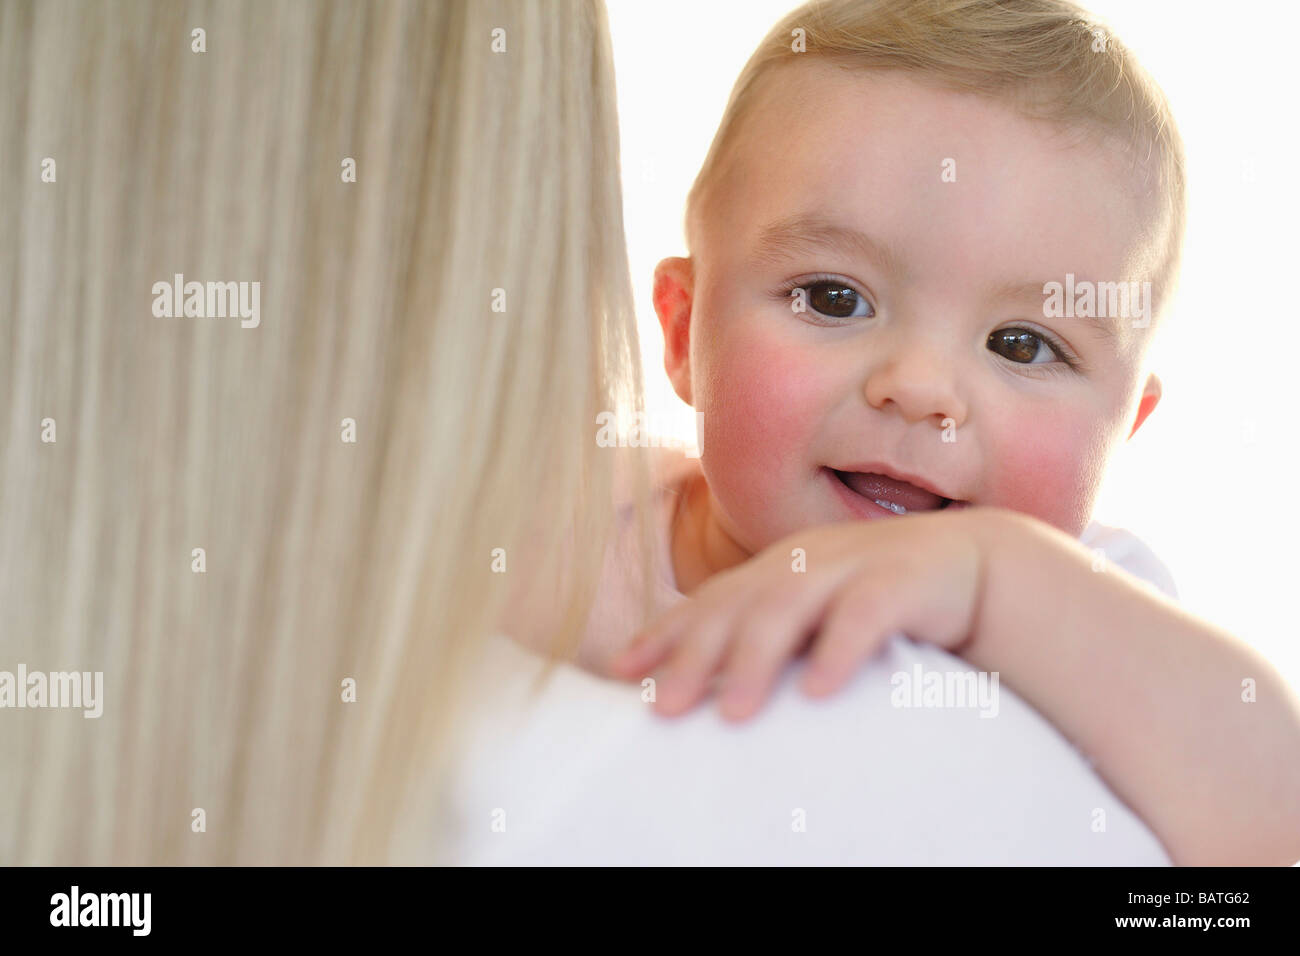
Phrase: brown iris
[
  {"left": 988, "top": 328, "right": 1045, "bottom": 363},
  {"left": 808, "top": 282, "right": 863, "bottom": 318}
]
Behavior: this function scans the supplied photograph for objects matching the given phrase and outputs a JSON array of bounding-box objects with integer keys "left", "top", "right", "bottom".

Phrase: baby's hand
[{"left": 609, "top": 509, "right": 993, "bottom": 720}]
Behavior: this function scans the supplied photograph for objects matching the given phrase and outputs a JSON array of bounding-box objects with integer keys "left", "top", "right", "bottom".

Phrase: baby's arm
[
  {"left": 960, "top": 509, "right": 1300, "bottom": 866},
  {"left": 613, "top": 507, "right": 1300, "bottom": 866}
]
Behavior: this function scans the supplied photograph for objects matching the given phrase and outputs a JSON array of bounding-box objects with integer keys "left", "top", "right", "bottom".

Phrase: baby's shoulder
[
  {"left": 607, "top": 444, "right": 702, "bottom": 514},
  {"left": 1078, "top": 520, "right": 1178, "bottom": 600}
]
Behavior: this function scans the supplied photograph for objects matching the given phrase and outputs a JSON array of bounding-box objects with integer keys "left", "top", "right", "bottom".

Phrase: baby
[{"left": 572, "top": 0, "right": 1300, "bottom": 865}]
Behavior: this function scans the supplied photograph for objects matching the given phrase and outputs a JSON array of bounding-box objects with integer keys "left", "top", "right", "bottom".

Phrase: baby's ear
[
  {"left": 653, "top": 256, "right": 695, "bottom": 406},
  {"left": 1127, "top": 372, "right": 1162, "bottom": 439}
]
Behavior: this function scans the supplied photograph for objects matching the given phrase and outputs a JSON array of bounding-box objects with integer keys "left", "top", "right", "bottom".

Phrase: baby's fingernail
[
  {"left": 800, "top": 666, "right": 835, "bottom": 696},
  {"left": 656, "top": 680, "right": 697, "bottom": 716},
  {"left": 719, "top": 695, "right": 751, "bottom": 721}
]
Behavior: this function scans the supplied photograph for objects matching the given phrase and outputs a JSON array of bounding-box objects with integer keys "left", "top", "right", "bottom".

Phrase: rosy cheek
[
  {"left": 694, "top": 322, "right": 827, "bottom": 540},
  {"left": 979, "top": 409, "right": 1111, "bottom": 536}
]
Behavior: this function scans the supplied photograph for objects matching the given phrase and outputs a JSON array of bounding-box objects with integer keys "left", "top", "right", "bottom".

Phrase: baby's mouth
[{"left": 830, "top": 468, "right": 963, "bottom": 516}]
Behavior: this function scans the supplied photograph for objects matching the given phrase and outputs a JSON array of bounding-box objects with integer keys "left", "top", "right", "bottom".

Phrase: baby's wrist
[{"left": 950, "top": 506, "right": 1038, "bottom": 655}]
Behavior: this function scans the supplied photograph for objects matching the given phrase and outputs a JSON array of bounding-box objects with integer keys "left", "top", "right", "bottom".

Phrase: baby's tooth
[{"left": 874, "top": 499, "right": 907, "bottom": 515}]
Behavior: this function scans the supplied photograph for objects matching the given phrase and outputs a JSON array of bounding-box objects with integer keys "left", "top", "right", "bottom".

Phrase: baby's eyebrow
[{"left": 751, "top": 214, "right": 908, "bottom": 280}]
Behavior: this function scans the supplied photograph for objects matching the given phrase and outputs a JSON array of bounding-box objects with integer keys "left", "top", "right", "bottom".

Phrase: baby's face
[{"left": 659, "top": 62, "right": 1163, "bottom": 552}]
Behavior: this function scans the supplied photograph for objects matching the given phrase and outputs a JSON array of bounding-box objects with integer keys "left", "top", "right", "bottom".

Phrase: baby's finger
[
  {"left": 716, "top": 594, "right": 829, "bottom": 721},
  {"left": 608, "top": 626, "right": 677, "bottom": 679},
  {"left": 799, "top": 576, "right": 901, "bottom": 698},
  {"left": 609, "top": 577, "right": 746, "bottom": 679},
  {"left": 653, "top": 613, "right": 737, "bottom": 716},
  {"left": 610, "top": 601, "right": 707, "bottom": 678}
]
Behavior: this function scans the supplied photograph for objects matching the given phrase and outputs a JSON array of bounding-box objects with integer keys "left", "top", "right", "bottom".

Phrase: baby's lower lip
[{"left": 825, "top": 468, "right": 966, "bottom": 518}]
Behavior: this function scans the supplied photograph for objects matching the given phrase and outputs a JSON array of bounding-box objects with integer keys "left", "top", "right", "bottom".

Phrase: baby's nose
[{"left": 862, "top": 344, "right": 968, "bottom": 430}]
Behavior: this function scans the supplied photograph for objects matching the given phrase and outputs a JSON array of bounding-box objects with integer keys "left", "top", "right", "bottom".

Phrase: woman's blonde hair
[
  {"left": 687, "top": 0, "right": 1187, "bottom": 317},
  {"left": 0, "top": 0, "right": 649, "bottom": 864}
]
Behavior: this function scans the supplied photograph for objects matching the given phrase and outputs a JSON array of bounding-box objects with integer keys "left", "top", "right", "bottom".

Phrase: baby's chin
[
  {"left": 703, "top": 494, "right": 817, "bottom": 559},
  {"left": 949, "top": 495, "right": 1095, "bottom": 540}
]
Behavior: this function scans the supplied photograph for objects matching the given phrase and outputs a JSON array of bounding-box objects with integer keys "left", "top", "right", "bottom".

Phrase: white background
[{"left": 607, "top": 0, "right": 1300, "bottom": 690}]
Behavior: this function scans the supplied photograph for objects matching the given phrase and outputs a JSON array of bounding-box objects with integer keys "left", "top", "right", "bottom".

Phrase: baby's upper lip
[{"left": 830, "top": 462, "right": 962, "bottom": 503}]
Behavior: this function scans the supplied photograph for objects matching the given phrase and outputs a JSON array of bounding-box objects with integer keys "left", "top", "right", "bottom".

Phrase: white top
[{"left": 442, "top": 454, "right": 1177, "bottom": 865}]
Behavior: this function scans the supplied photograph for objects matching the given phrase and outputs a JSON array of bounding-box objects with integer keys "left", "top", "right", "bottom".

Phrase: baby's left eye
[
  {"left": 987, "top": 328, "right": 1060, "bottom": 364},
  {"left": 798, "top": 281, "right": 874, "bottom": 320}
]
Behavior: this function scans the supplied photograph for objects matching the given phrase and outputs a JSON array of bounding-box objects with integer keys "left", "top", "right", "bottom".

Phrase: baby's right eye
[{"left": 795, "top": 280, "right": 874, "bottom": 320}]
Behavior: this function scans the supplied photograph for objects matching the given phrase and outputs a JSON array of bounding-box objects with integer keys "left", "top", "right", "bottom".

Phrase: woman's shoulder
[{"left": 447, "top": 633, "right": 1171, "bottom": 865}]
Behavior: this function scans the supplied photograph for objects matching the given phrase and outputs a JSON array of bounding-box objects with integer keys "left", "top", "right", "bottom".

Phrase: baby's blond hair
[{"left": 687, "top": 0, "right": 1186, "bottom": 319}]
